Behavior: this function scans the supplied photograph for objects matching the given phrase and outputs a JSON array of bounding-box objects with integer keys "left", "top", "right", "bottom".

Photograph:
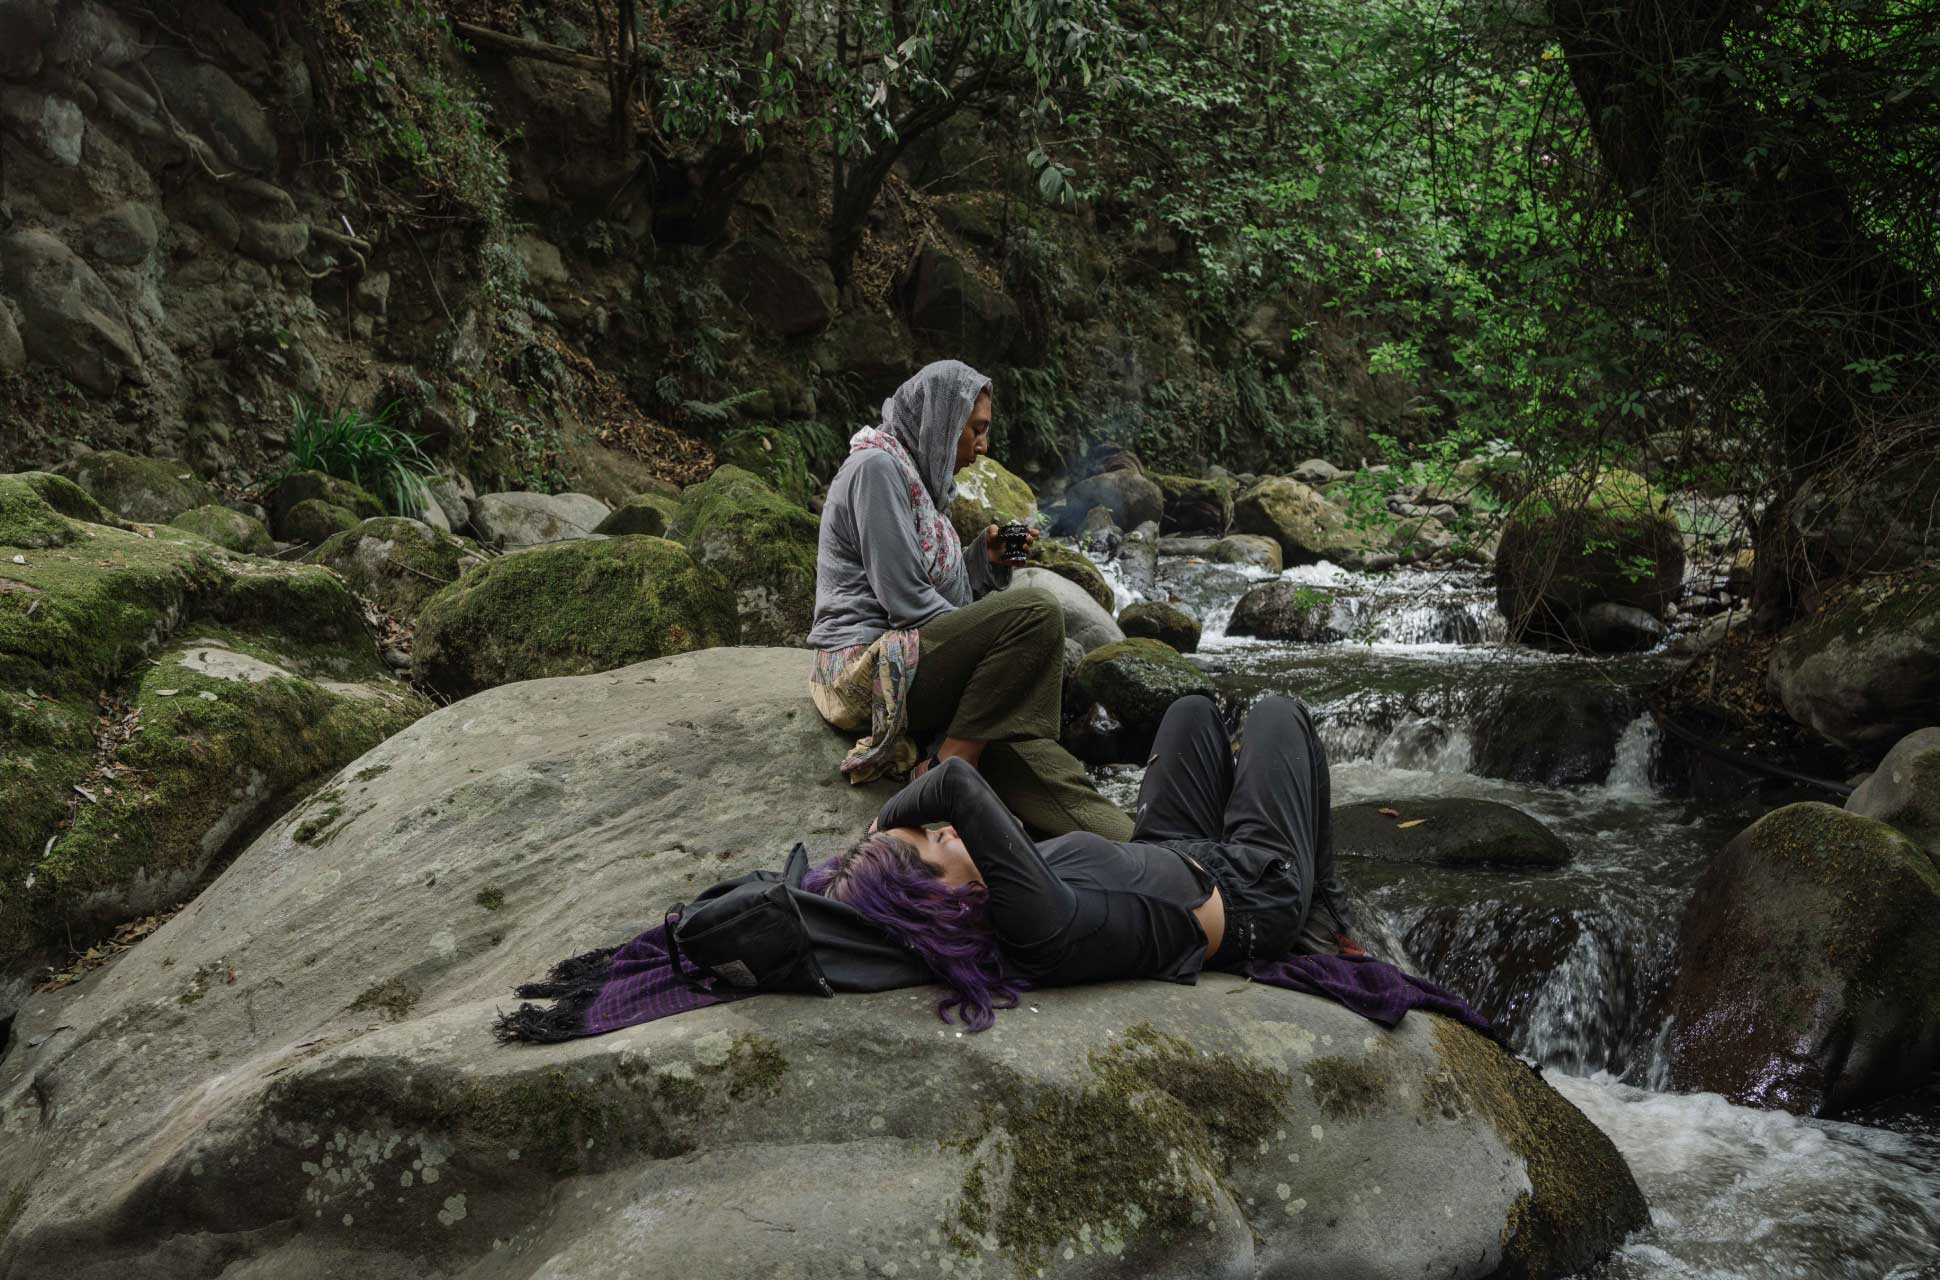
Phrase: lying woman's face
[{"left": 885, "top": 824, "right": 982, "bottom": 889}]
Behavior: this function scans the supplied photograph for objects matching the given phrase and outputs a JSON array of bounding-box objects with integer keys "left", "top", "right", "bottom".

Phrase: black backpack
[{"left": 665, "top": 843, "right": 930, "bottom": 996}]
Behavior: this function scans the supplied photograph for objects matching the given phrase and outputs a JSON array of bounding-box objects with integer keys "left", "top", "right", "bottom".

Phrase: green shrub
[{"left": 281, "top": 397, "right": 436, "bottom": 516}]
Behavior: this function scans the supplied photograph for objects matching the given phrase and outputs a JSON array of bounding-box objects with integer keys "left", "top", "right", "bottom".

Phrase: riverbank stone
[
  {"left": 1154, "top": 472, "right": 1234, "bottom": 535},
  {"left": 677, "top": 465, "right": 819, "bottom": 646},
  {"left": 1073, "top": 637, "right": 1215, "bottom": 760},
  {"left": 56, "top": 451, "right": 215, "bottom": 524},
  {"left": 305, "top": 517, "right": 486, "bottom": 621},
  {"left": 1059, "top": 468, "right": 1163, "bottom": 535},
  {"left": 1846, "top": 727, "right": 1940, "bottom": 860},
  {"left": 266, "top": 469, "right": 384, "bottom": 536},
  {"left": 0, "top": 647, "right": 1647, "bottom": 1280},
  {"left": 1119, "top": 599, "right": 1202, "bottom": 652},
  {"left": 1229, "top": 580, "right": 1357, "bottom": 643},
  {"left": 1335, "top": 799, "right": 1571, "bottom": 869},
  {"left": 1668, "top": 801, "right": 1940, "bottom": 1117},
  {"left": 411, "top": 535, "right": 738, "bottom": 699},
  {"left": 594, "top": 491, "right": 682, "bottom": 538},
  {"left": 1495, "top": 469, "right": 1684, "bottom": 640},
  {"left": 1024, "top": 539, "right": 1114, "bottom": 611},
  {"left": 280, "top": 497, "right": 359, "bottom": 547},
  {"left": 1767, "top": 565, "right": 1940, "bottom": 751},
  {"left": 1234, "top": 475, "right": 1372, "bottom": 567},
  {"left": 1212, "top": 533, "right": 1283, "bottom": 573},
  {"left": 470, "top": 490, "right": 611, "bottom": 548}
]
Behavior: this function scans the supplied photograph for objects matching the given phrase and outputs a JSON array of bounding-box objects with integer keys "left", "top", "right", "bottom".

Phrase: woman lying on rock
[
  {"left": 808, "top": 357, "right": 1130, "bottom": 839},
  {"left": 806, "top": 693, "right": 1364, "bottom": 1029}
]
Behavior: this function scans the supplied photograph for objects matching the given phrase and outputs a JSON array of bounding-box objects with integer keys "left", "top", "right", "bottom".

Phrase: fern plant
[{"left": 282, "top": 396, "right": 436, "bottom": 516}]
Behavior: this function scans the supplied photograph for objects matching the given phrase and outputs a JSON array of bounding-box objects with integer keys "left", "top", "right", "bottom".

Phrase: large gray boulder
[
  {"left": 0, "top": 648, "right": 1646, "bottom": 1280},
  {"left": 1847, "top": 727, "right": 1940, "bottom": 859},
  {"left": 1, "top": 228, "right": 143, "bottom": 393},
  {"left": 1012, "top": 567, "right": 1122, "bottom": 653},
  {"left": 1768, "top": 567, "right": 1940, "bottom": 751},
  {"left": 471, "top": 490, "right": 611, "bottom": 549}
]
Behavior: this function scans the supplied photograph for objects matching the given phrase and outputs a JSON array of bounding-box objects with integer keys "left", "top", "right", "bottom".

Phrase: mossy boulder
[
  {"left": 54, "top": 451, "right": 215, "bottom": 523},
  {"left": 305, "top": 517, "right": 486, "bottom": 621},
  {"left": 169, "top": 503, "right": 274, "bottom": 554},
  {"left": 949, "top": 454, "right": 1037, "bottom": 545},
  {"left": 2, "top": 513, "right": 421, "bottom": 974},
  {"left": 1233, "top": 476, "right": 1373, "bottom": 567},
  {"left": 1119, "top": 600, "right": 1202, "bottom": 653},
  {"left": 1494, "top": 469, "right": 1684, "bottom": 639},
  {"left": 266, "top": 470, "right": 385, "bottom": 537},
  {"left": 0, "top": 474, "right": 78, "bottom": 549},
  {"left": 1668, "top": 801, "right": 1940, "bottom": 1117},
  {"left": 1767, "top": 565, "right": 1940, "bottom": 750},
  {"left": 1059, "top": 469, "right": 1163, "bottom": 536},
  {"left": 14, "top": 471, "right": 117, "bottom": 525},
  {"left": 280, "top": 498, "right": 360, "bottom": 547},
  {"left": 1846, "top": 727, "right": 1940, "bottom": 859},
  {"left": 1228, "top": 581, "right": 1358, "bottom": 643},
  {"left": 677, "top": 465, "right": 819, "bottom": 647},
  {"left": 1024, "top": 538, "right": 1113, "bottom": 612},
  {"left": 1072, "top": 638, "right": 1215, "bottom": 762},
  {"left": 714, "top": 429, "right": 817, "bottom": 507},
  {"left": 595, "top": 492, "right": 683, "bottom": 539},
  {"left": 412, "top": 535, "right": 739, "bottom": 699},
  {"left": 1212, "top": 532, "right": 1282, "bottom": 573},
  {"left": 1153, "top": 472, "right": 1235, "bottom": 536},
  {"left": 1334, "top": 798, "right": 1570, "bottom": 868}
]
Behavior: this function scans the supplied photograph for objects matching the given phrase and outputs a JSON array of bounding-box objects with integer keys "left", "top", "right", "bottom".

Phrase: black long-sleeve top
[{"left": 874, "top": 758, "right": 1215, "bottom": 985}]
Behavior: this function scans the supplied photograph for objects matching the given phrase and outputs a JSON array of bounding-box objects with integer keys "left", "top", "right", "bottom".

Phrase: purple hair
[{"left": 805, "top": 833, "right": 1027, "bottom": 1031}]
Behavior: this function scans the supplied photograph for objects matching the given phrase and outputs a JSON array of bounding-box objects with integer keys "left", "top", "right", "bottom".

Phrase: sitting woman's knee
[{"left": 1007, "top": 585, "right": 1066, "bottom": 646}]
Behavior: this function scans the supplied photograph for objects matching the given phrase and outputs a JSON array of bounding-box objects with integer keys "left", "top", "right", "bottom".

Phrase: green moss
[
  {"left": 15, "top": 471, "right": 115, "bottom": 525},
  {"left": 1026, "top": 539, "right": 1114, "bottom": 611},
  {"left": 1074, "top": 638, "right": 1215, "bottom": 735},
  {"left": 716, "top": 1032, "right": 788, "bottom": 1100},
  {"left": 305, "top": 516, "right": 483, "bottom": 621},
  {"left": 267, "top": 470, "right": 385, "bottom": 528},
  {"left": 168, "top": 504, "right": 274, "bottom": 555},
  {"left": 413, "top": 535, "right": 739, "bottom": 699},
  {"left": 349, "top": 977, "right": 420, "bottom": 1021},
  {"left": 474, "top": 885, "right": 506, "bottom": 911},
  {"left": 1496, "top": 468, "right": 1684, "bottom": 630},
  {"left": 944, "top": 1022, "right": 1290, "bottom": 1270},
  {"left": 1785, "top": 565, "right": 1940, "bottom": 656},
  {"left": 949, "top": 456, "right": 1038, "bottom": 545},
  {"left": 1152, "top": 472, "right": 1235, "bottom": 534},
  {"left": 281, "top": 499, "right": 360, "bottom": 547},
  {"left": 1430, "top": 1020, "right": 1648, "bottom": 1278},
  {"left": 1307, "top": 1055, "right": 1391, "bottom": 1120},
  {"left": 676, "top": 466, "right": 819, "bottom": 647},
  {"left": 595, "top": 492, "right": 682, "bottom": 538},
  {"left": 55, "top": 452, "right": 215, "bottom": 524},
  {"left": 354, "top": 764, "right": 390, "bottom": 782},
  {"left": 0, "top": 475, "right": 79, "bottom": 549},
  {"left": 0, "top": 1181, "right": 26, "bottom": 1240}
]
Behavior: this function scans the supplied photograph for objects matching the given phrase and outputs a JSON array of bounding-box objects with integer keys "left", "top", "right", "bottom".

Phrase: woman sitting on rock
[
  {"left": 808, "top": 358, "right": 1130, "bottom": 839},
  {"left": 806, "top": 693, "right": 1360, "bottom": 1029}
]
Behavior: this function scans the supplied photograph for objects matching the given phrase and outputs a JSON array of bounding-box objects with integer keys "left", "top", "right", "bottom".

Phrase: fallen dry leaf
[
  {"left": 1396, "top": 818, "right": 1428, "bottom": 829},
  {"left": 1377, "top": 807, "right": 1400, "bottom": 818}
]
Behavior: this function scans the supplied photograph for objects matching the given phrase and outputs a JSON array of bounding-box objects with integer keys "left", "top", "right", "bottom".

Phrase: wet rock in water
[
  {"left": 1568, "top": 601, "right": 1666, "bottom": 653},
  {"left": 1119, "top": 600, "right": 1202, "bottom": 653},
  {"left": 168, "top": 503, "right": 274, "bottom": 554},
  {"left": 1212, "top": 532, "right": 1283, "bottom": 573},
  {"left": 0, "top": 647, "right": 1645, "bottom": 1280},
  {"left": 1024, "top": 539, "right": 1114, "bottom": 612},
  {"left": 1472, "top": 681, "right": 1645, "bottom": 788},
  {"left": 1233, "top": 475, "right": 1372, "bottom": 567},
  {"left": 948, "top": 455, "right": 1036, "bottom": 545},
  {"left": 1118, "top": 520, "right": 1160, "bottom": 596},
  {"left": 1228, "top": 580, "right": 1357, "bottom": 643},
  {"left": 1335, "top": 799, "right": 1570, "bottom": 869},
  {"left": 54, "top": 451, "right": 216, "bottom": 524},
  {"left": 1072, "top": 638, "right": 1215, "bottom": 761},
  {"left": 1011, "top": 567, "right": 1122, "bottom": 653},
  {"left": 305, "top": 517, "right": 485, "bottom": 622},
  {"left": 266, "top": 469, "right": 385, "bottom": 538},
  {"left": 1767, "top": 565, "right": 1940, "bottom": 751},
  {"left": 471, "top": 490, "right": 611, "bottom": 549},
  {"left": 1668, "top": 802, "right": 1940, "bottom": 1117},
  {"left": 412, "top": 536, "right": 739, "bottom": 699},
  {"left": 1846, "top": 727, "right": 1940, "bottom": 859},
  {"left": 1060, "top": 468, "right": 1163, "bottom": 534},
  {"left": 677, "top": 465, "right": 819, "bottom": 647},
  {"left": 1494, "top": 469, "right": 1684, "bottom": 641},
  {"left": 594, "top": 491, "right": 683, "bottom": 538},
  {"left": 280, "top": 498, "right": 360, "bottom": 547},
  {"left": 1152, "top": 472, "right": 1235, "bottom": 535}
]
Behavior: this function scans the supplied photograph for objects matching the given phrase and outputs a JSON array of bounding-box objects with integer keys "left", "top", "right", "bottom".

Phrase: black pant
[{"left": 1131, "top": 693, "right": 1346, "bottom": 967}]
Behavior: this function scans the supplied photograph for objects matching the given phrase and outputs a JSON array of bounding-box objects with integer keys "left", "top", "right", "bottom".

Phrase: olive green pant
[{"left": 907, "top": 586, "right": 1134, "bottom": 840}]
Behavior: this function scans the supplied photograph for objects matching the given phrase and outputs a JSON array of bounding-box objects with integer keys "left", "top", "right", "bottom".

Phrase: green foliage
[
  {"left": 716, "top": 421, "right": 844, "bottom": 505},
  {"left": 282, "top": 398, "right": 435, "bottom": 517}
]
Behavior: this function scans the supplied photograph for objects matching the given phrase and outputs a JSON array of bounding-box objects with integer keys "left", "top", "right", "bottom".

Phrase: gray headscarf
[{"left": 880, "top": 359, "right": 993, "bottom": 508}]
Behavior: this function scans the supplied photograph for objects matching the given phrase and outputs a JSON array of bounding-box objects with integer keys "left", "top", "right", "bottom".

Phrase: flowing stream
[{"left": 1092, "top": 550, "right": 1940, "bottom": 1278}]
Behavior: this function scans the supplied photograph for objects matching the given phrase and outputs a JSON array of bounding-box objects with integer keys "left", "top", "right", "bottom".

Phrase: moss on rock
[
  {"left": 1233, "top": 476, "right": 1371, "bottom": 567},
  {"left": 305, "top": 517, "right": 485, "bottom": 621},
  {"left": 1119, "top": 600, "right": 1202, "bottom": 653},
  {"left": 267, "top": 470, "right": 386, "bottom": 532},
  {"left": 1025, "top": 538, "right": 1114, "bottom": 611},
  {"left": 677, "top": 465, "right": 818, "bottom": 647},
  {"left": 54, "top": 452, "right": 215, "bottom": 523},
  {"left": 1153, "top": 472, "right": 1235, "bottom": 536},
  {"left": 281, "top": 498, "right": 361, "bottom": 548},
  {"left": 413, "top": 535, "right": 740, "bottom": 699},
  {"left": 1768, "top": 564, "right": 1940, "bottom": 748},
  {"left": 949, "top": 455, "right": 1037, "bottom": 545},
  {"left": 1494, "top": 468, "right": 1684, "bottom": 639},
  {"left": 169, "top": 504, "right": 274, "bottom": 554},
  {"left": 1074, "top": 638, "right": 1215, "bottom": 749},
  {"left": 0, "top": 474, "right": 77, "bottom": 549},
  {"left": 595, "top": 492, "right": 683, "bottom": 539}
]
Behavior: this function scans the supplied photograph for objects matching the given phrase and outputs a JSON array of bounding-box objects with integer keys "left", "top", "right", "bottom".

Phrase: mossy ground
[
  {"left": 412, "top": 534, "right": 739, "bottom": 699},
  {"left": 677, "top": 465, "right": 819, "bottom": 646},
  {"left": 945, "top": 1022, "right": 1290, "bottom": 1270},
  {"left": 56, "top": 452, "right": 214, "bottom": 523}
]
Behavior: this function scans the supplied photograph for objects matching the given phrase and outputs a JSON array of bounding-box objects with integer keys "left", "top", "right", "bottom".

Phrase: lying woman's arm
[{"left": 875, "top": 758, "right": 1078, "bottom": 951}]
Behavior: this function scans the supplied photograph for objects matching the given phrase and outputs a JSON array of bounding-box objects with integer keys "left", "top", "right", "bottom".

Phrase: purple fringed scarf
[{"left": 499, "top": 921, "right": 1497, "bottom": 1045}]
